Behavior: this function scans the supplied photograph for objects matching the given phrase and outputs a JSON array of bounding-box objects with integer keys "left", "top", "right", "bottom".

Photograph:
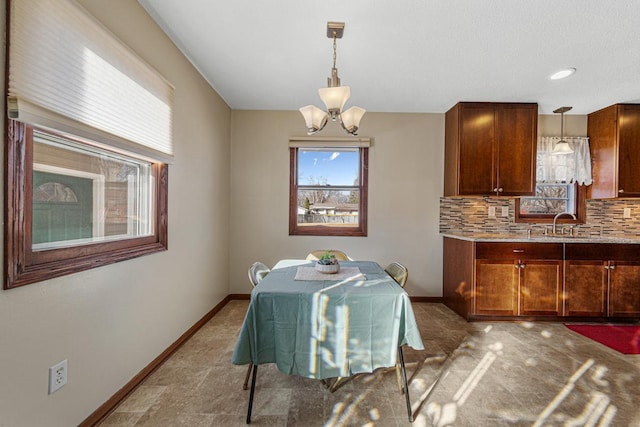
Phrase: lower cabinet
[
  {"left": 565, "top": 244, "right": 640, "bottom": 318},
  {"left": 443, "top": 238, "right": 640, "bottom": 321},
  {"left": 475, "top": 243, "right": 562, "bottom": 317}
]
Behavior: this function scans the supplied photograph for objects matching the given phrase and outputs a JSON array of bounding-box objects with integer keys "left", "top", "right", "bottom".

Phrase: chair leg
[
  {"left": 246, "top": 364, "right": 257, "bottom": 424},
  {"left": 243, "top": 363, "right": 253, "bottom": 390},
  {"left": 398, "top": 346, "right": 414, "bottom": 423}
]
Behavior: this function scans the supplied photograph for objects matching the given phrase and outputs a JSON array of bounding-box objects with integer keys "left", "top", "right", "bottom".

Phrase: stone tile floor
[{"left": 101, "top": 300, "right": 640, "bottom": 426}]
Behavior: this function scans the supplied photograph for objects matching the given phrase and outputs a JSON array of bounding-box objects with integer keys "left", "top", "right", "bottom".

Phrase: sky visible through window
[{"left": 298, "top": 149, "right": 358, "bottom": 186}]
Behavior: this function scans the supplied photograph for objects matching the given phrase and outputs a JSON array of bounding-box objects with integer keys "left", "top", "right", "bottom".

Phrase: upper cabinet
[
  {"left": 444, "top": 102, "right": 538, "bottom": 197},
  {"left": 588, "top": 104, "right": 640, "bottom": 199}
]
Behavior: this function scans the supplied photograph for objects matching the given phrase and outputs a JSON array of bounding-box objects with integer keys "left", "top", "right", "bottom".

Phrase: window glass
[
  {"left": 32, "top": 131, "right": 154, "bottom": 250},
  {"left": 518, "top": 183, "right": 576, "bottom": 216},
  {"left": 290, "top": 147, "right": 367, "bottom": 236}
]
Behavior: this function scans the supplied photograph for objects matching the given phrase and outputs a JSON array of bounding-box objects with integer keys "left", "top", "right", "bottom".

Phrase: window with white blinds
[{"left": 7, "top": 0, "right": 174, "bottom": 163}]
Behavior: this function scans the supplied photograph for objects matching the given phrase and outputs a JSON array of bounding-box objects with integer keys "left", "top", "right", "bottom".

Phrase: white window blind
[{"left": 8, "top": 0, "right": 174, "bottom": 163}]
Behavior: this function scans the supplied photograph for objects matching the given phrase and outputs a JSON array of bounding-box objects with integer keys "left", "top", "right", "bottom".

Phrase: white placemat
[{"left": 294, "top": 266, "right": 364, "bottom": 281}]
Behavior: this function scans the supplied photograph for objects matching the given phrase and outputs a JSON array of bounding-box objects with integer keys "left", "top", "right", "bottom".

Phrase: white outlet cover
[
  {"left": 624, "top": 208, "right": 632, "bottom": 219},
  {"left": 488, "top": 206, "right": 496, "bottom": 217},
  {"left": 49, "top": 359, "right": 67, "bottom": 394},
  {"left": 501, "top": 206, "right": 509, "bottom": 217}
]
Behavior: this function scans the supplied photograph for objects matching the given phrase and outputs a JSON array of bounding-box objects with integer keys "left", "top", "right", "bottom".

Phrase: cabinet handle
[
  {"left": 513, "top": 249, "right": 525, "bottom": 253},
  {"left": 610, "top": 265, "right": 616, "bottom": 270},
  {"left": 520, "top": 264, "right": 526, "bottom": 269},
  {"left": 619, "top": 189, "right": 625, "bottom": 193},
  {"left": 498, "top": 187, "right": 503, "bottom": 193}
]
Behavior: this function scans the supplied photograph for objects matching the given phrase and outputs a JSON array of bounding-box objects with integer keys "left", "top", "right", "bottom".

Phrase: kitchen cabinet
[
  {"left": 475, "top": 243, "right": 563, "bottom": 316},
  {"left": 565, "top": 244, "right": 640, "bottom": 317},
  {"left": 588, "top": 104, "right": 640, "bottom": 198},
  {"left": 443, "top": 238, "right": 562, "bottom": 320},
  {"left": 444, "top": 102, "right": 538, "bottom": 197}
]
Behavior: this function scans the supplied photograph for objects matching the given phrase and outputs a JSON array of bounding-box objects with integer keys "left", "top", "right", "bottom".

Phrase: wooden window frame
[
  {"left": 515, "top": 183, "right": 586, "bottom": 224},
  {"left": 289, "top": 146, "right": 368, "bottom": 237},
  {"left": 4, "top": 120, "right": 168, "bottom": 289}
]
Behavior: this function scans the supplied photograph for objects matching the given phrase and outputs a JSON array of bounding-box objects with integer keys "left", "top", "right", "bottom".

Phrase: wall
[
  {"left": 0, "top": 1, "right": 231, "bottom": 425},
  {"left": 229, "top": 111, "right": 445, "bottom": 297}
]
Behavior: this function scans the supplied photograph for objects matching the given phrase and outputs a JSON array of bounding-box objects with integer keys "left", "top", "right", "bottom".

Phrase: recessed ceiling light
[{"left": 549, "top": 68, "right": 576, "bottom": 80}]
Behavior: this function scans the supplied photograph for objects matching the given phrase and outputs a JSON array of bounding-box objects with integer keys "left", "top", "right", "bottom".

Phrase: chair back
[
  {"left": 248, "top": 262, "right": 270, "bottom": 287},
  {"left": 305, "top": 250, "right": 352, "bottom": 261},
  {"left": 385, "top": 262, "right": 408, "bottom": 288}
]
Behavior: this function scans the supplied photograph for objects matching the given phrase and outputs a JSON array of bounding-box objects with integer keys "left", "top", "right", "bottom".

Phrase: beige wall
[
  {"left": 0, "top": 1, "right": 231, "bottom": 425},
  {"left": 538, "top": 114, "right": 587, "bottom": 136},
  {"left": 229, "top": 111, "right": 445, "bottom": 297}
]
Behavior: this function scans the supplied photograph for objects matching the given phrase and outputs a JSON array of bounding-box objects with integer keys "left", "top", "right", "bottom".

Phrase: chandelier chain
[{"left": 332, "top": 31, "right": 337, "bottom": 69}]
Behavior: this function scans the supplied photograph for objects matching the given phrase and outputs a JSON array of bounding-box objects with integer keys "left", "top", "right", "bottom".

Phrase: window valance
[{"left": 536, "top": 136, "right": 592, "bottom": 186}]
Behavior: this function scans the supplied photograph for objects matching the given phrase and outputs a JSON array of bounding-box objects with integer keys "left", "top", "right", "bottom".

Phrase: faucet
[{"left": 552, "top": 212, "right": 577, "bottom": 234}]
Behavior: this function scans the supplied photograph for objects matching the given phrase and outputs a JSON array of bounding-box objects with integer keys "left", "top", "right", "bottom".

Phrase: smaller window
[
  {"left": 516, "top": 182, "right": 586, "bottom": 223},
  {"left": 289, "top": 146, "right": 368, "bottom": 236}
]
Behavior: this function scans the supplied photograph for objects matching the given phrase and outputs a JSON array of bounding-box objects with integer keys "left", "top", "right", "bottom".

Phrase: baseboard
[
  {"left": 410, "top": 296, "right": 443, "bottom": 303},
  {"left": 80, "top": 295, "right": 232, "bottom": 426}
]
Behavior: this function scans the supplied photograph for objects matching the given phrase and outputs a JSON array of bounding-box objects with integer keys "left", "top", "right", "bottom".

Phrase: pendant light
[
  {"left": 551, "top": 106, "right": 574, "bottom": 155},
  {"left": 299, "top": 22, "right": 366, "bottom": 136}
]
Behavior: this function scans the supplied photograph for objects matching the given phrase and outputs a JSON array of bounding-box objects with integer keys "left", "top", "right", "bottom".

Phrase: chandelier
[{"left": 299, "top": 22, "right": 366, "bottom": 136}]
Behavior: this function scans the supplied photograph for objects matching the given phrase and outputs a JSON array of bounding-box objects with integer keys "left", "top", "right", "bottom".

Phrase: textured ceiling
[{"left": 138, "top": 0, "right": 640, "bottom": 115}]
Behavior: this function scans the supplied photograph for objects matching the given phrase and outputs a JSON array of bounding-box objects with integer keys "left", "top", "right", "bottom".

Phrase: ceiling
[{"left": 138, "top": 0, "right": 640, "bottom": 115}]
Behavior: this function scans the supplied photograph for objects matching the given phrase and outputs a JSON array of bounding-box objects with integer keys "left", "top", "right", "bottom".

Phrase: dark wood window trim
[
  {"left": 515, "top": 183, "right": 587, "bottom": 224},
  {"left": 289, "top": 146, "right": 368, "bottom": 237},
  {"left": 4, "top": 120, "right": 168, "bottom": 289}
]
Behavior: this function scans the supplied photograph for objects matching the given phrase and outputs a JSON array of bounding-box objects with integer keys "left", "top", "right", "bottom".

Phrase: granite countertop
[{"left": 441, "top": 232, "right": 640, "bottom": 244}]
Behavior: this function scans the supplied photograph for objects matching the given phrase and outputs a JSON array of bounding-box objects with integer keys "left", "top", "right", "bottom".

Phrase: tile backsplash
[{"left": 440, "top": 197, "right": 640, "bottom": 237}]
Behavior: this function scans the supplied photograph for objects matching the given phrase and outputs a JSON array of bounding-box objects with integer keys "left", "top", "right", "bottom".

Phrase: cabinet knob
[
  {"left": 498, "top": 187, "right": 503, "bottom": 193},
  {"left": 520, "top": 263, "right": 526, "bottom": 269},
  {"left": 610, "top": 265, "right": 616, "bottom": 270},
  {"left": 619, "top": 189, "right": 625, "bottom": 193}
]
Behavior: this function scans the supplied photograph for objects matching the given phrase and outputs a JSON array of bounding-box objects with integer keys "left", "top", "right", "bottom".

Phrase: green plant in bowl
[{"left": 317, "top": 251, "right": 339, "bottom": 265}]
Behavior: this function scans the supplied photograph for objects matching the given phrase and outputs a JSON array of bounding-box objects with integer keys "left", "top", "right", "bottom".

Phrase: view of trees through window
[{"left": 519, "top": 183, "right": 576, "bottom": 216}]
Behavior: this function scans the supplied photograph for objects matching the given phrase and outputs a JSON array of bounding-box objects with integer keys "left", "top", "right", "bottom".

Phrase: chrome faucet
[{"left": 552, "top": 212, "right": 576, "bottom": 234}]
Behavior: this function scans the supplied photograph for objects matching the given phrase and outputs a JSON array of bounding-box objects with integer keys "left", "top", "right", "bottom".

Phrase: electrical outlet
[
  {"left": 624, "top": 208, "right": 632, "bottom": 219},
  {"left": 488, "top": 206, "right": 496, "bottom": 218},
  {"left": 49, "top": 359, "right": 67, "bottom": 394},
  {"left": 501, "top": 206, "right": 509, "bottom": 217}
]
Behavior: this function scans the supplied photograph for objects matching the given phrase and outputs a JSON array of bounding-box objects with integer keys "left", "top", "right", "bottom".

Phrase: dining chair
[
  {"left": 384, "top": 262, "right": 410, "bottom": 392},
  {"left": 243, "top": 261, "right": 270, "bottom": 390},
  {"left": 305, "top": 249, "right": 352, "bottom": 261},
  {"left": 385, "top": 262, "right": 408, "bottom": 288}
]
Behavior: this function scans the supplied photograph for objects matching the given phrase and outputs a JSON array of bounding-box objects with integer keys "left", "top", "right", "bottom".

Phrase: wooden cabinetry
[
  {"left": 565, "top": 244, "right": 640, "bottom": 317},
  {"left": 444, "top": 102, "right": 538, "bottom": 196},
  {"left": 587, "top": 104, "right": 640, "bottom": 198},
  {"left": 475, "top": 243, "right": 563, "bottom": 316},
  {"left": 443, "top": 238, "right": 640, "bottom": 321}
]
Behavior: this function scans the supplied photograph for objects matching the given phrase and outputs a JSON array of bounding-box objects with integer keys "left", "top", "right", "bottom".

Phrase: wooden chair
[
  {"left": 243, "top": 262, "right": 270, "bottom": 390},
  {"left": 305, "top": 250, "right": 352, "bottom": 261}
]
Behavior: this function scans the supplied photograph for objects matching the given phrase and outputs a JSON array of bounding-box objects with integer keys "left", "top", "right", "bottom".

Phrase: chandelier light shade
[
  {"left": 300, "top": 22, "right": 365, "bottom": 136},
  {"left": 551, "top": 106, "right": 574, "bottom": 155}
]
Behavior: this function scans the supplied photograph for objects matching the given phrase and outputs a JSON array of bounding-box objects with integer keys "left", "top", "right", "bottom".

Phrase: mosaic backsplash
[{"left": 440, "top": 197, "right": 640, "bottom": 237}]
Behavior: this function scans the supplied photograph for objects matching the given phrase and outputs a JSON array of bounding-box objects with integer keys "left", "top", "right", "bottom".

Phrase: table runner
[{"left": 294, "top": 266, "right": 364, "bottom": 281}]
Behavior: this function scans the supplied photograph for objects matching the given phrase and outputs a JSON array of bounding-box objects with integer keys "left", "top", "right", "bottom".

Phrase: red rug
[{"left": 565, "top": 324, "right": 640, "bottom": 354}]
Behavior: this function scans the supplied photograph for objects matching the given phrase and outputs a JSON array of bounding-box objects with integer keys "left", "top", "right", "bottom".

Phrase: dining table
[{"left": 231, "top": 259, "right": 425, "bottom": 423}]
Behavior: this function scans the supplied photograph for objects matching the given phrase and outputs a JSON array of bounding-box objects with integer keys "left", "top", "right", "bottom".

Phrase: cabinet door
[
  {"left": 617, "top": 105, "right": 640, "bottom": 197},
  {"left": 520, "top": 260, "right": 562, "bottom": 316},
  {"left": 458, "top": 104, "right": 496, "bottom": 195},
  {"left": 564, "top": 261, "right": 607, "bottom": 317},
  {"left": 608, "top": 261, "right": 640, "bottom": 317},
  {"left": 495, "top": 104, "right": 537, "bottom": 196},
  {"left": 475, "top": 260, "right": 518, "bottom": 315}
]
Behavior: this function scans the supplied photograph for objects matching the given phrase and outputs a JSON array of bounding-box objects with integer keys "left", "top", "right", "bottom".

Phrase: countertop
[{"left": 441, "top": 232, "right": 640, "bottom": 244}]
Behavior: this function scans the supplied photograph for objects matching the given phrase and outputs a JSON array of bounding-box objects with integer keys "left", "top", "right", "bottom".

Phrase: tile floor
[{"left": 101, "top": 300, "right": 640, "bottom": 426}]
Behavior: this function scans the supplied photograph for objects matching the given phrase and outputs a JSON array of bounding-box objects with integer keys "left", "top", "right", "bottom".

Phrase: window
[
  {"left": 5, "top": 122, "right": 168, "bottom": 289},
  {"left": 4, "top": 0, "right": 172, "bottom": 288},
  {"left": 516, "top": 182, "right": 586, "bottom": 223},
  {"left": 289, "top": 143, "right": 368, "bottom": 236}
]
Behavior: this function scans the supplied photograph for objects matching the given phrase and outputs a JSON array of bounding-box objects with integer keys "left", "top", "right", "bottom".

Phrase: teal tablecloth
[{"left": 231, "top": 261, "right": 424, "bottom": 379}]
